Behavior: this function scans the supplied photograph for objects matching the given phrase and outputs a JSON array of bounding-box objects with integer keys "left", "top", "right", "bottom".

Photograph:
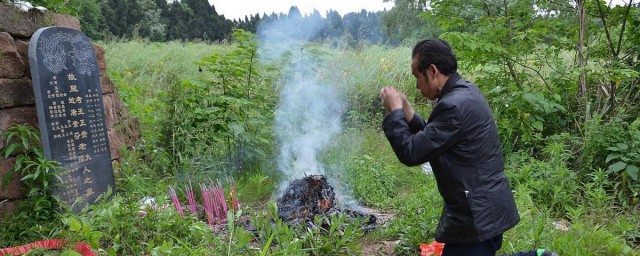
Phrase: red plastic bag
[
  {"left": 419, "top": 241, "right": 445, "bottom": 256},
  {"left": 0, "top": 239, "right": 96, "bottom": 256}
]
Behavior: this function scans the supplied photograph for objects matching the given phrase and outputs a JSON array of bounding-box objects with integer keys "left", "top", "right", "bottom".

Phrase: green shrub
[
  {"left": 604, "top": 117, "right": 640, "bottom": 204},
  {"left": 102, "top": 40, "right": 222, "bottom": 148},
  {"left": 0, "top": 125, "right": 61, "bottom": 246},
  {"left": 162, "top": 29, "right": 276, "bottom": 175},
  {"left": 507, "top": 138, "right": 580, "bottom": 216},
  {"left": 84, "top": 39, "right": 639, "bottom": 256},
  {"left": 579, "top": 116, "right": 628, "bottom": 174},
  {"left": 579, "top": 116, "right": 640, "bottom": 205},
  {"left": 251, "top": 201, "right": 365, "bottom": 255},
  {"left": 385, "top": 178, "right": 441, "bottom": 256}
]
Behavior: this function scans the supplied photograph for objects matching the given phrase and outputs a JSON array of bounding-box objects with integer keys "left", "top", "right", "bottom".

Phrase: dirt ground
[
  {"left": 358, "top": 206, "right": 399, "bottom": 255},
  {"left": 361, "top": 240, "right": 398, "bottom": 255}
]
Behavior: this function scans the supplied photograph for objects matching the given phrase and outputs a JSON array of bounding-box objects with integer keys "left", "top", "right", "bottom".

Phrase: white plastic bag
[{"left": 421, "top": 162, "right": 433, "bottom": 175}]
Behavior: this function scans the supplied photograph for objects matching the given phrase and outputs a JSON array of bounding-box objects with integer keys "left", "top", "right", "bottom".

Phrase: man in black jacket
[{"left": 380, "top": 39, "right": 557, "bottom": 256}]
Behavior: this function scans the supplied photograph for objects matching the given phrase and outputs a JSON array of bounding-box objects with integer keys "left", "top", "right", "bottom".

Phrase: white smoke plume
[
  {"left": 274, "top": 77, "right": 343, "bottom": 178},
  {"left": 257, "top": 13, "right": 345, "bottom": 195}
]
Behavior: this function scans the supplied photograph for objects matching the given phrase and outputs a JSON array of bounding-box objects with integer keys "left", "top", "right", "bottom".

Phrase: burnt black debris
[
  {"left": 276, "top": 175, "right": 377, "bottom": 231},
  {"left": 277, "top": 175, "right": 335, "bottom": 220}
]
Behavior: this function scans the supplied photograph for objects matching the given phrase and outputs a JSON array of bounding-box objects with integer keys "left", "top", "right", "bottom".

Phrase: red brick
[
  {"left": 93, "top": 44, "right": 106, "bottom": 76},
  {"left": 13, "top": 39, "right": 30, "bottom": 78},
  {"left": 0, "top": 106, "right": 38, "bottom": 131},
  {"left": 0, "top": 32, "right": 25, "bottom": 79},
  {"left": 0, "top": 78, "right": 34, "bottom": 108},
  {"left": 107, "top": 128, "right": 123, "bottom": 161},
  {"left": 104, "top": 94, "right": 140, "bottom": 160},
  {"left": 123, "top": 117, "right": 140, "bottom": 148},
  {"left": 100, "top": 75, "right": 115, "bottom": 95},
  {"left": 0, "top": 106, "right": 39, "bottom": 150},
  {"left": 0, "top": 3, "right": 80, "bottom": 38},
  {"left": 103, "top": 94, "right": 115, "bottom": 128},
  {"left": 48, "top": 12, "right": 81, "bottom": 31}
]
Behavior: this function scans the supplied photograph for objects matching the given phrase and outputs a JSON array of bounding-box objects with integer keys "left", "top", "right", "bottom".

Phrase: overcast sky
[{"left": 208, "top": 0, "right": 393, "bottom": 21}]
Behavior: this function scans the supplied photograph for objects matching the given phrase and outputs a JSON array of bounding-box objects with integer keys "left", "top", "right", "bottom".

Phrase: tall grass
[
  {"left": 318, "top": 44, "right": 429, "bottom": 128},
  {"left": 3, "top": 40, "right": 638, "bottom": 255},
  {"left": 99, "top": 40, "right": 640, "bottom": 255},
  {"left": 101, "top": 40, "right": 222, "bottom": 146}
]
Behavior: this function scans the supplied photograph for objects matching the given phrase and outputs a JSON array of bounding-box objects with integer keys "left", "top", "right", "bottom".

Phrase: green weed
[
  {"left": 0, "top": 125, "right": 61, "bottom": 246},
  {"left": 4, "top": 40, "right": 639, "bottom": 255}
]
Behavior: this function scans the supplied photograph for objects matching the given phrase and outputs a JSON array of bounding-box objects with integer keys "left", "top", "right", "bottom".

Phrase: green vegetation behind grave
[{"left": 2, "top": 4, "right": 640, "bottom": 252}]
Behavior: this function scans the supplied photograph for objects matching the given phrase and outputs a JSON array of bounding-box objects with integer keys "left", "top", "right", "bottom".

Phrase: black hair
[{"left": 411, "top": 39, "right": 457, "bottom": 76}]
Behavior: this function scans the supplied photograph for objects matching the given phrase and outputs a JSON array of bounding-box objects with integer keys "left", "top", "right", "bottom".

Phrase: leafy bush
[
  {"left": 605, "top": 117, "right": 640, "bottom": 204},
  {"left": 578, "top": 115, "right": 640, "bottom": 205},
  {"left": 162, "top": 29, "right": 276, "bottom": 175},
  {"left": 1, "top": 125, "right": 59, "bottom": 197},
  {"left": 6, "top": 36, "right": 631, "bottom": 255},
  {"left": 22, "top": 0, "right": 80, "bottom": 15},
  {"left": 507, "top": 139, "right": 580, "bottom": 216},
  {"left": 500, "top": 186, "right": 638, "bottom": 256},
  {"left": 550, "top": 220, "right": 636, "bottom": 255},
  {"left": 383, "top": 178, "right": 441, "bottom": 256},
  {"left": 579, "top": 116, "right": 628, "bottom": 173},
  {"left": 236, "top": 171, "right": 276, "bottom": 208},
  {"left": 251, "top": 201, "right": 365, "bottom": 255},
  {"left": 484, "top": 82, "right": 568, "bottom": 154},
  {"left": 103, "top": 40, "right": 221, "bottom": 148},
  {"left": 348, "top": 154, "right": 399, "bottom": 207},
  {"left": 0, "top": 125, "right": 61, "bottom": 246},
  {"left": 80, "top": 195, "right": 231, "bottom": 255}
]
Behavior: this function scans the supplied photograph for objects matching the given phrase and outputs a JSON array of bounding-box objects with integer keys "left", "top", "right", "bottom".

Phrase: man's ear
[{"left": 429, "top": 64, "right": 439, "bottom": 76}]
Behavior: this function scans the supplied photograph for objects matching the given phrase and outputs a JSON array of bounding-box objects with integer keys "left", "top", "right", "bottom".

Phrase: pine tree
[
  {"left": 165, "top": 1, "right": 194, "bottom": 41},
  {"left": 73, "top": 0, "right": 107, "bottom": 40},
  {"left": 101, "top": 0, "right": 143, "bottom": 38}
]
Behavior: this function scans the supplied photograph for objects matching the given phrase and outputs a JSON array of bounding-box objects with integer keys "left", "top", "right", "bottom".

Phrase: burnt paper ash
[{"left": 276, "top": 175, "right": 377, "bottom": 230}]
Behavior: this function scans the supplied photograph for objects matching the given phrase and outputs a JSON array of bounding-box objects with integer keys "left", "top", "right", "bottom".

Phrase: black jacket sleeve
[
  {"left": 382, "top": 102, "right": 463, "bottom": 166},
  {"left": 408, "top": 112, "right": 427, "bottom": 133}
]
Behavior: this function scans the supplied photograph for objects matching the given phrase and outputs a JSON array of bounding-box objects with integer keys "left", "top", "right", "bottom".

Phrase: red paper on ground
[
  {"left": 419, "top": 241, "right": 444, "bottom": 256},
  {"left": 0, "top": 239, "right": 96, "bottom": 256}
]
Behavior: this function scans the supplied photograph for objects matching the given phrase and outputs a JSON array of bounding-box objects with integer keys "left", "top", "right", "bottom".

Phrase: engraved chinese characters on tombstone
[{"left": 29, "top": 27, "right": 115, "bottom": 211}]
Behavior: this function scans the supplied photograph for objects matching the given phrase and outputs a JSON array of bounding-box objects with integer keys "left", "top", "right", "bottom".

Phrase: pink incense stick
[
  {"left": 217, "top": 180, "right": 228, "bottom": 217},
  {"left": 208, "top": 179, "right": 223, "bottom": 221},
  {"left": 168, "top": 187, "right": 184, "bottom": 217},
  {"left": 201, "top": 184, "right": 214, "bottom": 228},
  {"left": 186, "top": 181, "right": 197, "bottom": 214}
]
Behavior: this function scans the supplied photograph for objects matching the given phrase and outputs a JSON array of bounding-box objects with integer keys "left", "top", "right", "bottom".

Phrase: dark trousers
[{"left": 441, "top": 234, "right": 538, "bottom": 256}]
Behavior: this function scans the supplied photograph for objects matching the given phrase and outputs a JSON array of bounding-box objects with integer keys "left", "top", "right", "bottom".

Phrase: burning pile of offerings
[{"left": 276, "top": 175, "right": 377, "bottom": 230}]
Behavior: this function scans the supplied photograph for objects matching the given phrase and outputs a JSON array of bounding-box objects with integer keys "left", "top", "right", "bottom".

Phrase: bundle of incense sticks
[
  {"left": 185, "top": 182, "right": 197, "bottom": 214},
  {"left": 168, "top": 187, "right": 184, "bottom": 217},
  {"left": 201, "top": 184, "right": 215, "bottom": 228},
  {"left": 167, "top": 179, "right": 240, "bottom": 229},
  {"left": 209, "top": 179, "right": 228, "bottom": 221}
]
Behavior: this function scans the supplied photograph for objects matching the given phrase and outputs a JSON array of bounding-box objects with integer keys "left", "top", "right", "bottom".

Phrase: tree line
[{"left": 29, "top": 0, "right": 388, "bottom": 44}]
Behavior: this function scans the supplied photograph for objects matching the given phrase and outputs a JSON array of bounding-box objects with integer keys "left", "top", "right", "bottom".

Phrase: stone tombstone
[{"left": 28, "top": 26, "right": 114, "bottom": 211}]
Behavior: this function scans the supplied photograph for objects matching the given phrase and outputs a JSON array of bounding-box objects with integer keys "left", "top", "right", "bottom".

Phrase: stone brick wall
[{"left": 0, "top": 3, "right": 139, "bottom": 218}]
